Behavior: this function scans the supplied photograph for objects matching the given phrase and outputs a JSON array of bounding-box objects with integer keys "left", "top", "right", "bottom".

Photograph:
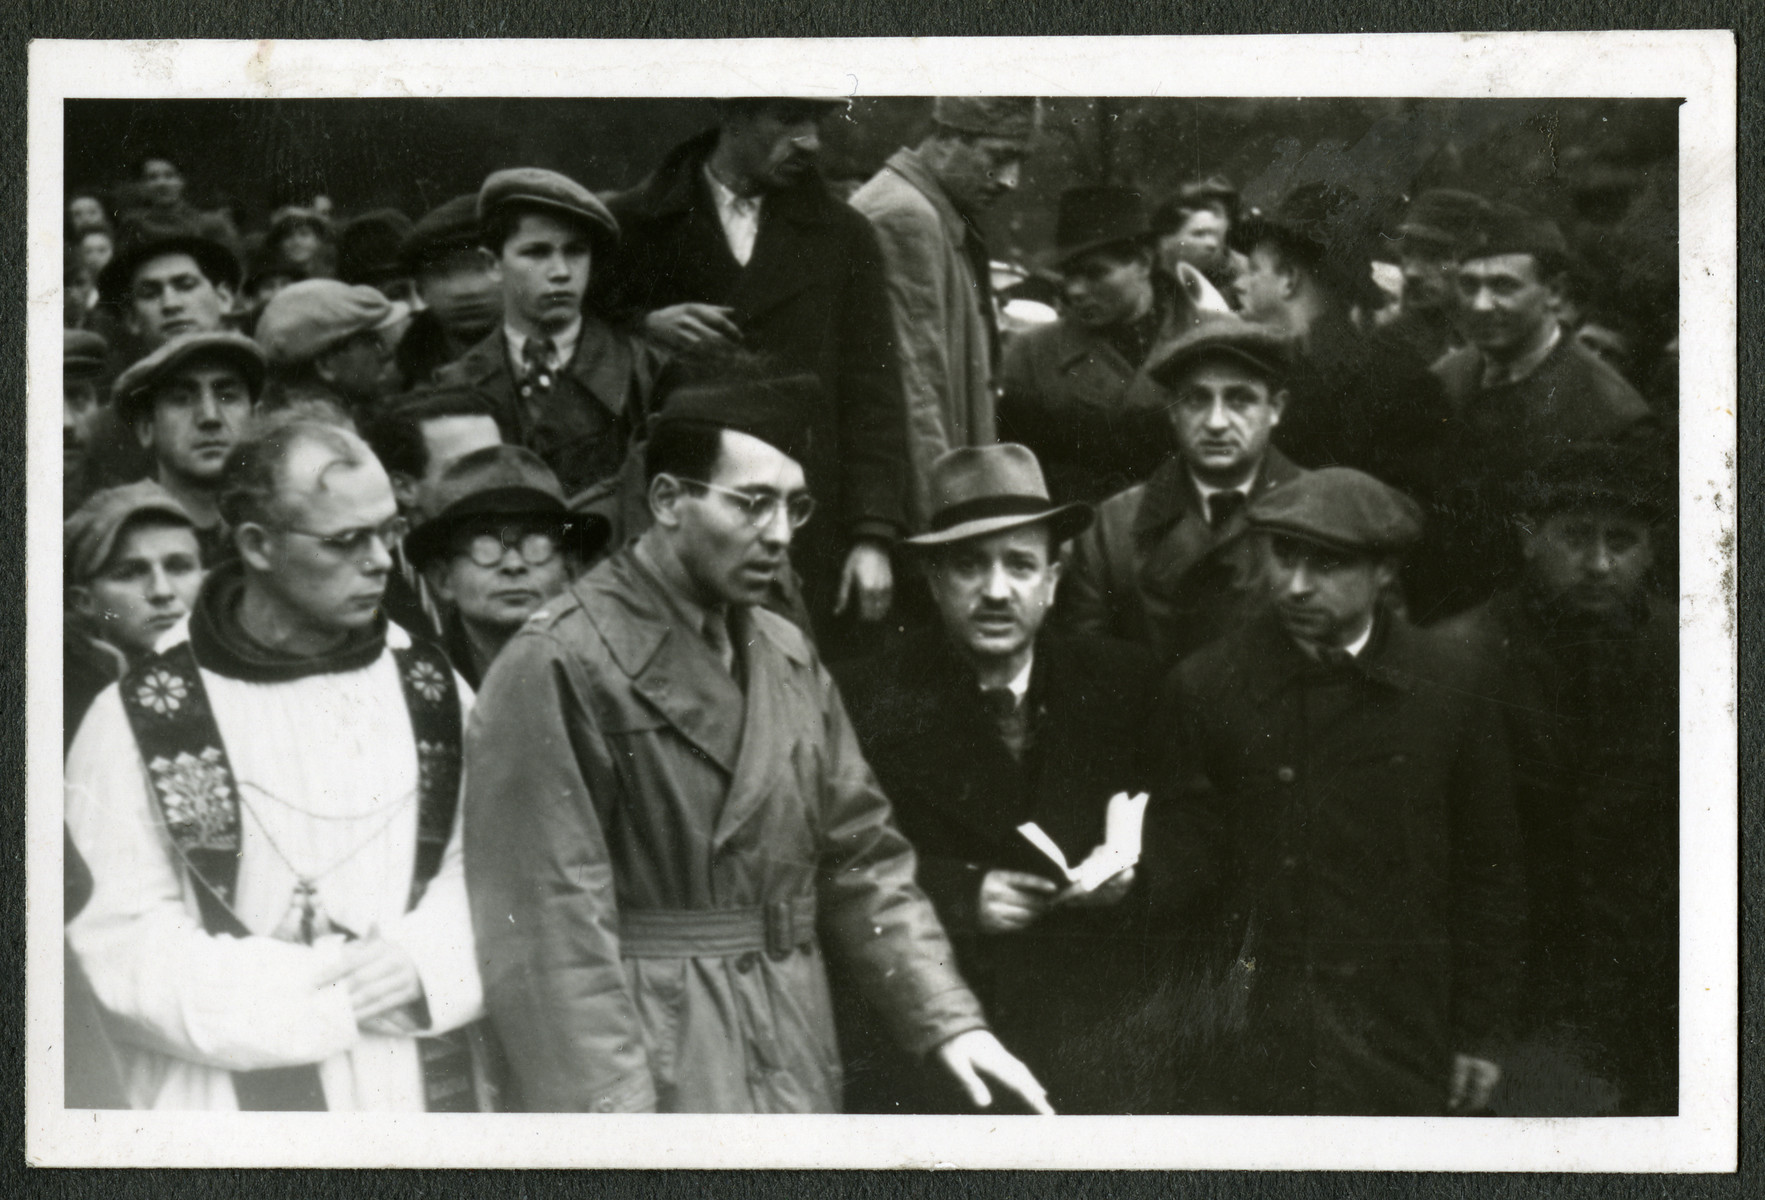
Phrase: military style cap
[
  {"left": 1052, "top": 186, "right": 1150, "bottom": 269},
  {"left": 337, "top": 208, "right": 415, "bottom": 286},
  {"left": 905, "top": 443, "right": 1092, "bottom": 548},
  {"left": 1147, "top": 313, "right": 1290, "bottom": 387},
  {"left": 404, "top": 443, "right": 610, "bottom": 567},
  {"left": 652, "top": 372, "right": 819, "bottom": 467},
  {"left": 64, "top": 479, "right": 195, "bottom": 583},
  {"left": 1508, "top": 441, "right": 1672, "bottom": 519},
  {"left": 64, "top": 329, "right": 110, "bottom": 380},
  {"left": 112, "top": 330, "right": 266, "bottom": 420},
  {"left": 1462, "top": 200, "right": 1570, "bottom": 266},
  {"left": 255, "top": 279, "right": 411, "bottom": 367},
  {"left": 399, "top": 193, "right": 481, "bottom": 273},
  {"left": 1248, "top": 466, "right": 1423, "bottom": 554},
  {"left": 477, "top": 168, "right": 620, "bottom": 248},
  {"left": 96, "top": 212, "right": 243, "bottom": 305},
  {"left": 932, "top": 96, "right": 1042, "bottom": 140}
]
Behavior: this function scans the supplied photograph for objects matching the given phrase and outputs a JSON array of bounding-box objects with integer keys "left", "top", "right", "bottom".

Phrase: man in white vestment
[{"left": 65, "top": 415, "right": 484, "bottom": 1111}]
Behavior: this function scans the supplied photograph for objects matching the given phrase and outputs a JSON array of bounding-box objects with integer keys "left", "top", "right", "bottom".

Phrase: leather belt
[{"left": 617, "top": 895, "right": 817, "bottom": 961}]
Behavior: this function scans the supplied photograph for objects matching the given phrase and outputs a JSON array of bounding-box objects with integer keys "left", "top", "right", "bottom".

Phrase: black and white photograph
[{"left": 24, "top": 34, "right": 1736, "bottom": 1170}]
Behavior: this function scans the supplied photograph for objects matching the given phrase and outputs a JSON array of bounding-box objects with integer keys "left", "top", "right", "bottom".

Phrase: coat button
[
  {"left": 1276, "top": 766, "right": 1297, "bottom": 784},
  {"left": 736, "top": 951, "right": 759, "bottom": 973}
]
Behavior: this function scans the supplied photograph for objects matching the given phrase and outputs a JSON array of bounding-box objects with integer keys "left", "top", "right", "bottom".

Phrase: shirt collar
[
  {"left": 633, "top": 534, "right": 727, "bottom": 636},
  {"left": 1482, "top": 320, "right": 1562, "bottom": 387},
  {"left": 505, "top": 319, "right": 582, "bottom": 375},
  {"left": 1190, "top": 464, "right": 1259, "bottom": 510},
  {"left": 703, "top": 163, "right": 764, "bottom": 215},
  {"left": 1004, "top": 650, "right": 1034, "bottom": 703}
]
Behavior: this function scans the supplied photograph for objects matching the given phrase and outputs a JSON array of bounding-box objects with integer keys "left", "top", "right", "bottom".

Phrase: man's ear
[
  {"left": 479, "top": 246, "right": 502, "bottom": 282},
  {"left": 234, "top": 523, "right": 277, "bottom": 573},
  {"left": 1373, "top": 558, "right": 1400, "bottom": 593},
  {"left": 312, "top": 346, "right": 341, "bottom": 386},
  {"left": 647, "top": 474, "right": 684, "bottom": 528},
  {"left": 426, "top": 561, "right": 458, "bottom": 606},
  {"left": 214, "top": 282, "right": 236, "bottom": 311},
  {"left": 1267, "top": 386, "right": 1290, "bottom": 425},
  {"left": 133, "top": 409, "right": 155, "bottom": 452},
  {"left": 69, "top": 585, "right": 97, "bottom": 622}
]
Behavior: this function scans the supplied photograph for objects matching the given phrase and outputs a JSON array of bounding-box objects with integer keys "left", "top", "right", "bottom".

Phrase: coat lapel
[
  {"left": 731, "top": 183, "right": 834, "bottom": 323},
  {"left": 565, "top": 318, "right": 635, "bottom": 420},
  {"left": 710, "top": 607, "right": 815, "bottom": 852}
]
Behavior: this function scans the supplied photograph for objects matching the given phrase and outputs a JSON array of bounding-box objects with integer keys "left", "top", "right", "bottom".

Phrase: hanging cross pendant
[{"left": 271, "top": 879, "right": 324, "bottom": 945}]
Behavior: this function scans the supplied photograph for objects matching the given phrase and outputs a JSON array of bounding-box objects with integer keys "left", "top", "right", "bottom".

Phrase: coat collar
[
  {"left": 452, "top": 317, "right": 635, "bottom": 418},
  {"left": 880, "top": 147, "right": 968, "bottom": 243},
  {"left": 1239, "top": 604, "right": 1425, "bottom": 703},
  {"left": 626, "top": 128, "right": 837, "bottom": 229},
  {"left": 1132, "top": 447, "right": 1302, "bottom": 546}
]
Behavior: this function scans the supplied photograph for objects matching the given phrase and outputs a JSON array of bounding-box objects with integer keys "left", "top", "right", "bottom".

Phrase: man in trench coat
[{"left": 462, "top": 371, "right": 1051, "bottom": 1114}]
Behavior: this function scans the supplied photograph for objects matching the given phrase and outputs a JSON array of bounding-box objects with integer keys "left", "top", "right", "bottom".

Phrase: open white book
[{"left": 1016, "top": 791, "right": 1150, "bottom": 893}]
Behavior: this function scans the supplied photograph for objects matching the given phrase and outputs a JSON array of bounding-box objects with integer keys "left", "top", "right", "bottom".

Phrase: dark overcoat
[
  {"left": 593, "top": 130, "right": 909, "bottom": 634},
  {"left": 463, "top": 546, "right": 985, "bottom": 1113},
  {"left": 833, "top": 630, "right": 1158, "bottom": 1113},
  {"left": 1148, "top": 608, "right": 1526, "bottom": 1115}
]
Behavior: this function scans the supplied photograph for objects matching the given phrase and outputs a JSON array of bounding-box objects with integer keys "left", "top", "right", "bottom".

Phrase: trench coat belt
[{"left": 617, "top": 895, "right": 818, "bottom": 961}]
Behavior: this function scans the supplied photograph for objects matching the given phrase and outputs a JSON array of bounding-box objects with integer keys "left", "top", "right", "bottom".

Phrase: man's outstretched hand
[{"left": 935, "top": 1029, "right": 1055, "bottom": 1115}]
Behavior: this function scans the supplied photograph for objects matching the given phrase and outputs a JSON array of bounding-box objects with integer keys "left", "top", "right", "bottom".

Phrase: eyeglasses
[
  {"left": 457, "top": 527, "right": 565, "bottom": 568},
  {"left": 272, "top": 514, "right": 409, "bottom": 557},
  {"left": 677, "top": 479, "right": 816, "bottom": 530}
]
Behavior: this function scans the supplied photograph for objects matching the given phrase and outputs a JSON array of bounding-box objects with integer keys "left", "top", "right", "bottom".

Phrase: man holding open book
[{"left": 836, "top": 444, "right": 1157, "bottom": 1114}]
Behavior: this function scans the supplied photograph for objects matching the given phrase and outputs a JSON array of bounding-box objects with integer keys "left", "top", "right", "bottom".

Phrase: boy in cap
[
  {"left": 850, "top": 96, "right": 1041, "bottom": 528},
  {"left": 999, "top": 185, "right": 1171, "bottom": 505},
  {"left": 112, "top": 329, "right": 266, "bottom": 564},
  {"left": 1146, "top": 466, "right": 1524, "bottom": 1115},
  {"left": 464, "top": 367, "right": 1051, "bottom": 1115},
  {"left": 432, "top": 167, "right": 664, "bottom": 499},
  {"left": 834, "top": 443, "right": 1156, "bottom": 1113},
  {"left": 255, "top": 278, "right": 411, "bottom": 426},
  {"left": 404, "top": 444, "right": 608, "bottom": 687},
  {"left": 594, "top": 98, "right": 909, "bottom": 659}
]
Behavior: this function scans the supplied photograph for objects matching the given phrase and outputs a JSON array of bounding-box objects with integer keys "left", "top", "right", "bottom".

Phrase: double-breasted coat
[
  {"left": 833, "top": 630, "right": 1158, "bottom": 1113},
  {"left": 462, "top": 546, "right": 987, "bottom": 1113},
  {"left": 1147, "top": 609, "right": 1526, "bottom": 1115}
]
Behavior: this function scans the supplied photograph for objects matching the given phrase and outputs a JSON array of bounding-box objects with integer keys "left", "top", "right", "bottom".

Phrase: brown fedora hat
[{"left": 905, "top": 444, "right": 1093, "bottom": 548}]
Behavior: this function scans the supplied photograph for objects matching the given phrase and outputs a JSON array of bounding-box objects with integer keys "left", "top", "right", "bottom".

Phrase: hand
[
  {"left": 977, "top": 869, "right": 1059, "bottom": 933},
  {"left": 642, "top": 303, "right": 742, "bottom": 351},
  {"left": 1447, "top": 1053, "right": 1501, "bottom": 1113},
  {"left": 936, "top": 1029, "right": 1055, "bottom": 1115},
  {"left": 338, "top": 934, "right": 424, "bottom": 1025},
  {"left": 1057, "top": 866, "right": 1136, "bottom": 909},
  {"left": 834, "top": 540, "right": 894, "bottom": 622}
]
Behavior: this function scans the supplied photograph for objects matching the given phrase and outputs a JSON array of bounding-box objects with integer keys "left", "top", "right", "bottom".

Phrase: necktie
[
  {"left": 520, "top": 336, "right": 556, "bottom": 401},
  {"left": 1207, "top": 490, "right": 1245, "bottom": 532},
  {"left": 980, "top": 686, "right": 1030, "bottom": 760}
]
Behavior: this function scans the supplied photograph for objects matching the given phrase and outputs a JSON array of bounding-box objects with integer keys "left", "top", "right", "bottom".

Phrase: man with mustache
[
  {"left": 464, "top": 370, "right": 1050, "bottom": 1115},
  {"left": 433, "top": 168, "right": 665, "bottom": 498},
  {"left": 593, "top": 97, "right": 909, "bottom": 660},
  {"left": 1060, "top": 315, "right": 1304, "bottom": 669},
  {"left": 1146, "top": 467, "right": 1524, "bottom": 1115},
  {"left": 112, "top": 330, "right": 266, "bottom": 565},
  {"left": 850, "top": 97, "right": 1041, "bottom": 528}
]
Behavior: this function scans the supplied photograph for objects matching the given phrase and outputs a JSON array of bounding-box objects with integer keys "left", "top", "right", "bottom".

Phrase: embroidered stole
[{"left": 117, "top": 639, "right": 475, "bottom": 1112}]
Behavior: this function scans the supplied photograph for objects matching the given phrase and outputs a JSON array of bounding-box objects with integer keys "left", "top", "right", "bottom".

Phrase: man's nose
[
  {"left": 193, "top": 390, "right": 224, "bottom": 424},
  {"left": 362, "top": 534, "right": 395, "bottom": 574},
  {"left": 1587, "top": 538, "right": 1616, "bottom": 575},
  {"left": 146, "top": 565, "right": 176, "bottom": 601},
  {"left": 993, "top": 161, "right": 1022, "bottom": 192},
  {"left": 497, "top": 547, "right": 531, "bottom": 574},
  {"left": 756, "top": 505, "right": 793, "bottom": 550},
  {"left": 981, "top": 562, "right": 1013, "bottom": 600},
  {"left": 791, "top": 124, "right": 822, "bottom": 156},
  {"left": 1203, "top": 396, "right": 1232, "bottom": 429},
  {"left": 1468, "top": 285, "right": 1498, "bottom": 312},
  {"left": 1284, "top": 564, "right": 1314, "bottom": 596}
]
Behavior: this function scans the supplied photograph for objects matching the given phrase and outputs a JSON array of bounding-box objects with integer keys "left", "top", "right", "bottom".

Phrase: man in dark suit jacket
[
  {"left": 592, "top": 99, "right": 909, "bottom": 659},
  {"left": 837, "top": 444, "right": 1157, "bottom": 1114},
  {"left": 432, "top": 168, "right": 665, "bottom": 499}
]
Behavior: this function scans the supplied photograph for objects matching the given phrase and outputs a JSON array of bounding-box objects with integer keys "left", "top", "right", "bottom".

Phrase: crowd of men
[{"left": 60, "top": 96, "right": 1677, "bottom": 1119}]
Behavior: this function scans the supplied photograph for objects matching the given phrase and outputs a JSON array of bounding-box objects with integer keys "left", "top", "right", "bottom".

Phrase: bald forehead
[{"left": 279, "top": 428, "right": 388, "bottom": 501}]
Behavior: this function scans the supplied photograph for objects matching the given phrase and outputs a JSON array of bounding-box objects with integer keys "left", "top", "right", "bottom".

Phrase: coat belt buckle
[{"left": 764, "top": 899, "right": 794, "bottom": 961}]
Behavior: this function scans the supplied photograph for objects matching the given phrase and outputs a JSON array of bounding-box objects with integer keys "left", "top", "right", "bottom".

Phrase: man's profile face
[
  {"left": 925, "top": 524, "right": 1061, "bottom": 665},
  {"left": 127, "top": 252, "right": 233, "bottom": 346},
  {"left": 1061, "top": 247, "right": 1153, "bottom": 330},
  {"left": 1168, "top": 358, "right": 1285, "bottom": 486},
  {"left": 493, "top": 212, "right": 591, "bottom": 335},
  {"left": 934, "top": 134, "right": 1028, "bottom": 212},
  {"left": 137, "top": 361, "right": 253, "bottom": 487},
  {"left": 1399, "top": 249, "right": 1457, "bottom": 314},
  {"left": 724, "top": 104, "right": 828, "bottom": 192},
  {"left": 667, "top": 429, "right": 808, "bottom": 608},
  {"left": 64, "top": 378, "right": 101, "bottom": 476},
  {"left": 254, "top": 448, "right": 401, "bottom": 635},
  {"left": 418, "top": 248, "right": 503, "bottom": 341},
  {"left": 1521, "top": 507, "right": 1654, "bottom": 620},
  {"left": 1455, "top": 252, "right": 1559, "bottom": 358},
  {"left": 140, "top": 158, "right": 184, "bottom": 208},
  {"left": 1232, "top": 243, "right": 1291, "bottom": 326},
  {"left": 1264, "top": 534, "right": 1393, "bottom": 648}
]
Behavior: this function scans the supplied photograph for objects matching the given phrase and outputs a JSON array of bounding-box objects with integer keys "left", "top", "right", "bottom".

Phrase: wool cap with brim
[
  {"left": 905, "top": 443, "right": 1092, "bottom": 548},
  {"left": 1051, "top": 185, "right": 1151, "bottom": 270},
  {"left": 255, "top": 279, "right": 411, "bottom": 367},
  {"left": 1508, "top": 441, "right": 1672, "bottom": 519},
  {"left": 652, "top": 372, "right": 819, "bottom": 467},
  {"left": 1461, "top": 200, "right": 1570, "bottom": 267},
  {"left": 478, "top": 168, "right": 620, "bottom": 251},
  {"left": 1395, "top": 188, "right": 1492, "bottom": 254},
  {"left": 64, "top": 328, "right": 110, "bottom": 380},
  {"left": 337, "top": 208, "right": 415, "bottom": 285},
  {"left": 1248, "top": 466, "right": 1423, "bottom": 555},
  {"left": 932, "top": 96, "right": 1042, "bottom": 141},
  {"left": 404, "top": 443, "right": 611, "bottom": 568},
  {"left": 1147, "top": 313, "right": 1290, "bottom": 387},
  {"left": 112, "top": 330, "right": 267, "bottom": 421},
  {"left": 399, "top": 193, "right": 481, "bottom": 273},
  {"left": 97, "top": 214, "right": 243, "bottom": 305},
  {"left": 64, "top": 479, "right": 195, "bottom": 583}
]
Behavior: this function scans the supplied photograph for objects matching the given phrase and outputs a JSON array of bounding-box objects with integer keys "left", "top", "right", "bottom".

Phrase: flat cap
[
  {"left": 653, "top": 372, "right": 819, "bottom": 467},
  {"left": 1462, "top": 200, "right": 1570, "bottom": 266},
  {"left": 1147, "top": 313, "right": 1290, "bottom": 386},
  {"left": 1396, "top": 188, "right": 1492, "bottom": 253},
  {"left": 477, "top": 168, "right": 620, "bottom": 247},
  {"left": 112, "top": 330, "right": 266, "bottom": 420},
  {"left": 404, "top": 443, "right": 609, "bottom": 567},
  {"left": 64, "top": 479, "right": 195, "bottom": 583},
  {"left": 932, "top": 96, "right": 1042, "bottom": 140},
  {"left": 97, "top": 212, "right": 242, "bottom": 305},
  {"left": 255, "top": 279, "right": 411, "bottom": 367},
  {"left": 1509, "top": 441, "right": 1672, "bottom": 519},
  {"left": 1248, "top": 466, "right": 1423, "bottom": 554},
  {"left": 64, "top": 329, "right": 110, "bottom": 380},
  {"left": 336, "top": 208, "right": 414, "bottom": 285},
  {"left": 1051, "top": 186, "right": 1150, "bottom": 269},
  {"left": 399, "top": 193, "right": 480, "bottom": 273}
]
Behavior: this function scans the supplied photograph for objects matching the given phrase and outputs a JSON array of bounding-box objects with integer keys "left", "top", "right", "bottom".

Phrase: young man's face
[
  {"left": 64, "top": 378, "right": 101, "bottom": 477},
  {"left": 140, "top": 159, "right": 184, "bottom": 208},
  {"left": 248, "top": 449, "right": 401, "bottom": 636},
  {"left": 417, "top": 247, "right": 503, "bottom": 341},
  {"left": 434, "top": 517, "right": 574, "bottom": 635},
  {"left": 492, "top": 212, "right": 591, "bottom": 336},
  {"left": 1520, "top": 507, "right": 1654, "bottom": 620},
  {"left": 1061, "top": 246, "right": 1154, "bottom": 330},
  {"left": 78, "top": 230, "right": 114, "bottom": 278},
  {"left": 661, "top": 429, "right": 808, "bottom": 608},
  {"left": 136, "top": 361, "right": 253, "bottom": 489},
  {"left": 127, "top": 252, "right": 233, "bottom": 346},
  {"left": 277, "top": 225, "right": 323, "bottom": 267},
  {"left": 925, "top": 524, "right": 1061, "bottom": 665},
  {"left": 74, "top": 519, "right": 204, "bottom": 657},
  {"left": 68, "top": 195, "right": 107, "bottom": 232},
  {"left": 1232, "top": 243, "right": 1293, "bottom": 326},
  {"left": 1455, "top": 252, "right": 1559, "bottom": 359},
  {"left": 722, "top": 103, "right": 829, "bottom": 192},
  {"left": 1156, "top": 206, "right": 1229, "bottom": 277},
  {"left": 1264, "top": 534, "right": 1394, "bottom": 649},
  {"left": 932, "top": 134, "right": 1029, "bottom": 212},
  {"left": 1167, "top": 358, "right": 1286, "bottom": 487}
]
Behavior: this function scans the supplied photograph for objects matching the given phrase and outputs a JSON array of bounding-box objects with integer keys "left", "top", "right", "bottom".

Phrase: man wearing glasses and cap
[
  {"left": 66, "top": 415, "right": 486, "bottom": 1111},
  {"left": 464, "top": 368, "right": 1051, "bottom": 1115}
]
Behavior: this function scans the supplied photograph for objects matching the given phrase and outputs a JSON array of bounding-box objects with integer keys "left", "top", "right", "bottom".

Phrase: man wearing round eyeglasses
[
  {"left": 404, "top": 444, "right": 610, "bottom": 687},
  {"left": 465, "top": 369, "right": 1051, "bottom": 1115},
  {"left": 66, "top": 415, "right": 488, "bottom": 1112}
]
